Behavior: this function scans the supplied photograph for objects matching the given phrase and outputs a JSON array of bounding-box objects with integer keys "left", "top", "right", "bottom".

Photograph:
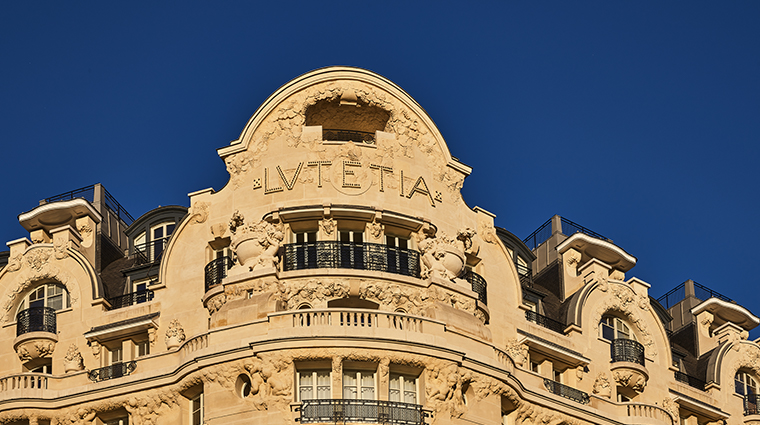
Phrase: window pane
[
  {"left": 166, "top": 223, "right": 176, "bottom": 235},
  {"left": 48, "top": 294, "right": 63, "bottom": 311},
  {"left": 602, "top": 323, "right": 614, "bottom": 341}
]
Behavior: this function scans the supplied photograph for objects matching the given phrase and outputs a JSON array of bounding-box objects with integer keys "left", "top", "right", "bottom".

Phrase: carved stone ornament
[
  {"left": 661, "top": 397, "right": 680, "bottom": 422},
  {"left": 319, "top": 218, "right": 335, "bottom": 236},
  {"left": 733, "top": 343, "right": 760, "bottom": 378},
  {"left": 367, "top": 219, "right": 383, "bottom": 241},
  {"left": 592, "top": 372, "right": 612, "bottom": 398},
  {"left": 504, "top": 338, "right": 529, "bottom": 368},
  {"left": 613, "top": 369, "right": 646, "bottom": 392},
  {"left": 426, "top": 360, "right": 470, "bottom": 419},
  {"left": 90, "top": 340, "right": 101, "bottom": 359},
  {"left": 190, "top": 201, "right": 210, "bottom": 224},
  {"left": 63, "top": 344, "right": 84, "bottom": 373},
  {"left": 16, "top": 340, "right": 56, "bottom": 362},
  {"left": 592, "top": 282, "right": 657, "bottom": 359},
  {"left": 228, "top": 212, "right": 284, "bottom": 271},
  {"left": 2, "top": 255, "right": 79, "bottom": 322},
  {"left": 478, "top": 220, "right": 498, "bottom": 245},
  {"left": 27, "top": 249, "right": 51, "bottom": 271},
  {"left": 165, "top": 319, "right": 186, "bottom": 350},
  {"left": 609, "top": 269, "right": 625, "bottom": 281},
  {"left": 565, "top": 248, "right": 582, "bottom": 274},
  {"left": 244, "top": 353, "right": 294, "bottom": 412},
  {"left": 148, "top": 328, "right": 157, "bottom": 346},
  {"left": 5, "top": 253, "right": 22, "bottom": 273},
  {"left": 418, "top": 232, "right": 466, "bottom": 281},
  {"left": 53, "top": 237, "right": 70, "bottom": 260},
  {"left": 359, "top": 281, "right": 476, "bottom": 317}
]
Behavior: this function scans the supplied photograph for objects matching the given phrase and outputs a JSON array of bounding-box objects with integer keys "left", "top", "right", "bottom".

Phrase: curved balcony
[
  {"left": 205, "top": 256, "right": 233, "bottom": 292},
  {"left": 461, "top": 270, "right": 487, "bottom": 304},
  {"left": 282, "top": 242, "right": 420, "bottom": 279},
  {"left": 16, "top": 307, "right": 56, "bottom": 337},
  {"left": 543, "top": 379, "right": 589, "bottom": 404},
  {"left": 300, "top": 399, "right": 423, "bottom": 425},
  {"left": 611, "top": 338, "right": 645, "bottom": 366},
  {"left": 88, "top": 361, "right": 136, "bottom": 382}
]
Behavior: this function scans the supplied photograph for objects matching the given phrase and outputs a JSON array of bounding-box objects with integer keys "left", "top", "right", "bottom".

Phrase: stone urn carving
[
  {"left": 229, "top": 211, "right": 284, "bottom": 271},
  {"left": 419, "top": 230, "right": 474, "bottom": 281},
  {"left": 63, "top": 344, "right": 84, "bottom": 373},
  {"left": 165, "top": 320, "right": 186, "bottom": 350}
]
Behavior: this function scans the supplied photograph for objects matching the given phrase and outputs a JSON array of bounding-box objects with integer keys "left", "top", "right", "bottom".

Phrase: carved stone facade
[{"left": 0, "top": 67, "right": 753, "bottom": 425}]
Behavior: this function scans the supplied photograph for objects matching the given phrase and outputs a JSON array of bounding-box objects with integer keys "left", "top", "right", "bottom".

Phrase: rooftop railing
[
  {"left": 282, "top": 241, "right": 420, "bottom": 279},
  {"left": 656, "top": 280, "right": 733, "bottom": 309},
  {"left": 88, "top": 361, "right": 136, "bottom": 382},
  {"left": 299, "top": 399, "right": 423, "bottom": 425},
  {"left": 205, "top": 256, "right": 233, "bottom": 292},
  {"left": 44, "top": 184, "right": 134, "bottom": 225},
  {"left": 611, "top": 338, "right": 645, "bottom": 366},
  {"left": 523, "top": 216, "right": 608, "bottom": 251},
  {"left": 323, "top": 129, "right": 376, "bottom": 145},
  {"left": 16, "top": 307, "right": 56, "bottom": 337},
  {"left": 543, "top": 379, "right": 589, "bottom": 404}
]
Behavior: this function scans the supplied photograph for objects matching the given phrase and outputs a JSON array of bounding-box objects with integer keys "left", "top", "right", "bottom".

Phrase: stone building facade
[{"left": 0, "top": 67, "right": 757, "bottom": 425}]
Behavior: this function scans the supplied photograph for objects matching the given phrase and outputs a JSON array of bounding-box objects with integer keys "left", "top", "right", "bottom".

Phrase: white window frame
[
  {"left": 297, "top": 370, "right": 331, "bottom": 401},
  {"left": 17, "top": 283, "right": 71, "bottom": 313},
  {"left": 600, "top": 316, "right": 635, "bottom": 341},
  {"left": 736, "top": 370, "right": 758, "bottom": 396},
  {"left": 343, "top": 370, "right": 376, "bottom": 400},
  {"left": 389, "top": 373, "right": 418, "bottom": 404},
  {"left": 191, "top": 392, "right": 203, "bottom": 425}
]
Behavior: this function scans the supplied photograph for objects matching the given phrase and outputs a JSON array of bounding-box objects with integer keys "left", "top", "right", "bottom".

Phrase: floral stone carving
[
  {"left": 165, "top": 320, "right": 186, "bottom": 350},
  {"left": 592, "top": 372, "right": 611, "bottom": 398},
  {"left": 16, "top": 340, "right": 56, "bottom": 362},
  {"left": 64, "top": 343, "right": 84, "bottom": 373},
  {"left": 229, "top": 211, "right": 284, "bottom": 272}
]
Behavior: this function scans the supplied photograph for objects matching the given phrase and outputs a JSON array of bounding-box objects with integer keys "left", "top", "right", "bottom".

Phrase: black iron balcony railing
[
  {"left": 107, "top": 290, "right": 154, "bottom": 310},
  {"left": 205, "top": 256, "right": 233, "bottom": 292},
  {"left": 300, "top": 399, "right": 423, "bottom": 425},
  {"left": 525, "top": 310, "right": 565, "bottom": 334},
  {"left": 543, "top": 379, "right": 590, "bottom": 404},
  {"left": 283, "top": 242, "right": 420, "bottom": 279},
  {"left": 461, "top": 270, "right": 488, "bottom": 304},
  {"left": 16, "top": 307, "right": 57, "bottom": 337},
  {"left": 132, "top": 237, "right": 171, "bottom": 265},
  {"left": 611, "top": 338, "right": 645, "bottom": 366},
  {"left": 323, "top": 129, "right": 376, "bottom": 145},
  {"left": 88, "top": 361, "right": 137, "bottom": 382},
  {"left": 745, "top": 394, "right": 760, "bottom": 416},
  {"left": 516, "top": 262, "right": 533, "bottom": 287},
  {"left": 674, "top": 371, "right": 706, "bottom": 391}
]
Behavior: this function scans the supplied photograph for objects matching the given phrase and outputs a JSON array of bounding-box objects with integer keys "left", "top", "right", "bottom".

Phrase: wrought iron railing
[
  {"left": 516, "top": 262, "right": 533, "bottom": 287},
  {"left": 88, "top": 361, "right": 136, "bottom": 382},
  {"left": 45, "top": 184, "right": 134, "bottom": 225},
  {"left": 523, "top": 216, "right": 609, "bottom": 251},
  {"left": 205, "top": 256, "right": 233, "bottom": 292},
  {"left": 283, "top": 242, "right": 420, "bottom": 278},
  {"left": 107, "top": 290, "right": 154, "bottom": 310},
  {"left": 300, "top": 399, "right": 423, "bottom": 425},
  {"left": 611, "top": 338, "right": 645, "bottom": 366},
  {"left": 323, "top": 129, "right": 376, "bottom": 145},
  {"left": 16, "top": 307, "right": 57, "bottom": 336},
  {"left": 132, "top": 237, "right": 171, "bottom": 265},
  {"left": 543, "top": 379, "right": 590, "bottom": 404},
  {"left": 656, "top": 281, "right": 733, "bottom": 309},
  {"left": 461, "top": 270, "right": 488, "bottom": 304},
  {"left": 525, "top": 310, "right": 565, "bottom": 334},
  {"left": 674, "top": 371, "right": 706, "bottom": 391},
  {"left": 745, "top": 394, "right": 760, "bottom": 416}
]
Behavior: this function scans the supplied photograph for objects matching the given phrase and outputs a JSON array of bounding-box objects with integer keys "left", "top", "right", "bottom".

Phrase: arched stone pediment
[
  {"left": 705, "top": 339, "right": 760, "bottom": 388},
  {"left": 0, "top": 245, "right": 101, "bottom": 322}
]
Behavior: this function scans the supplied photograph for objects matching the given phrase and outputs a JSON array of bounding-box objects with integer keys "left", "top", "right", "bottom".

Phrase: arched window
[
  {"left": 736, "top": 370, "right": 757, "bottom": 396},
  {"left": 600, "top": 315, "right": 635, "bottom": 341},
  {"left": 18, "top": 283, "right": 70, "bottom": 312}
]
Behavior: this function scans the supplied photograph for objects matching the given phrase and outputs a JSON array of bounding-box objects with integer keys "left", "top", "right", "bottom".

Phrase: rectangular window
[
  {"left": 136, "top": 339, "right": 150, "bottom": 357},
  {"left": 343, "top": 370, "right": 375, "bottom": 400},
  {"left": 389, "top": 373, "right": 417, "bottom": 403},
  {"left": 109, "top": 346, "right": 123, "bottom": 365},
  {"left": 298, "top": 370, "right": 331, "bottom": 401},
  {"left": 191, "top": 393, "right": 203, "bottom": 425}
]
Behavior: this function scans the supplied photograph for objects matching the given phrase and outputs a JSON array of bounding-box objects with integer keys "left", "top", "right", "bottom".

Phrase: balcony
[
  {"left": 745, "top": 394, "right": 760, "bottom": 416},
  {"left": 674, "top": 371, "right": 707, "bottom": 391},
  {"left": 323, "top": 129, "right": 376, "bottom": 145},
  {"left": 525, "top": 310, "right": 565, "bottom": 334},
  {"left": 282, "top": 242, "right": 420, "bottom": 279},
  {"left": 107, "top": 290, "right": 154, "bottom": 310},
  {"left": 461, "top": 270, "right": 487, "bottom": 304},
  {"left": 132, "top": 236, "right": 171, "bottom": 265},
  {"left": 611, "top": 339, "right": 645, "bottom": 366},
  {"left": 16, "top": 307, "right": 56, "bottom": 337},
  {"left": 205, "top": 256, "right": 233, "bottom": 292},
  {"left": 543, "top": 379, "right": 589, "bottom": 404},
  {"left": 300, "top": 399, "right": 423, "bottom": 425},
  {"left": 88, "top": 361, "right": 136, "bottom": 382}
]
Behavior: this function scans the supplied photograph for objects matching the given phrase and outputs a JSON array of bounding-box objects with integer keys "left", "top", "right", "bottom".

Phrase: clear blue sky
[{"left": 1, "top": 2, "right": 759, "bottom": 332}]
